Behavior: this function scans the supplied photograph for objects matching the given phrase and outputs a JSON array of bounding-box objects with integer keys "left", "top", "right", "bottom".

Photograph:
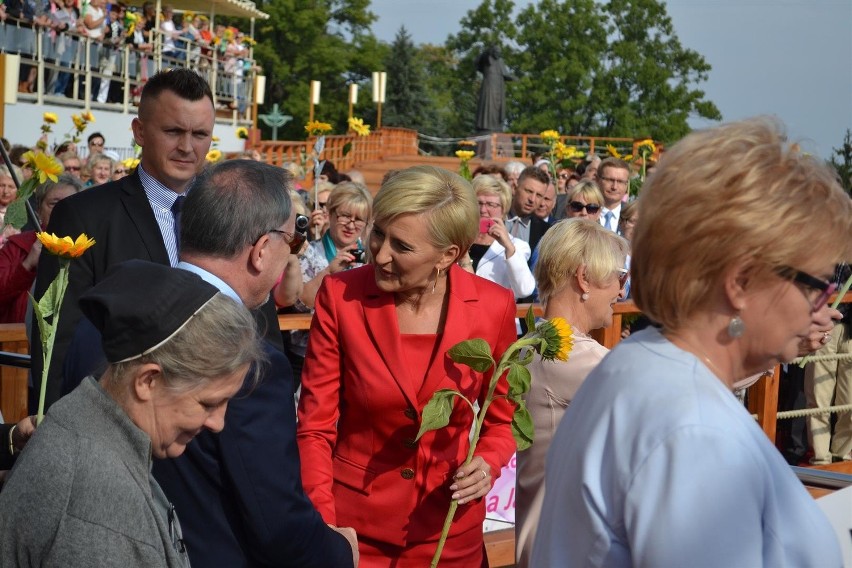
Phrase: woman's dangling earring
[
  {"left": 432, "top": 268, "right": 441, "bottom": 294},
  {"left": 581, "top": 292, "right": 590, "bottom": 301},
  {"left": 727, "top": 313, "right": 745, "bottom": 338}
]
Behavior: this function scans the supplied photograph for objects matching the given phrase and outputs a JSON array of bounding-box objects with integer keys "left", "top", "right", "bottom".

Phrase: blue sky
[{"left": 369, "top": 0, "right": 852, "bottom": 159}]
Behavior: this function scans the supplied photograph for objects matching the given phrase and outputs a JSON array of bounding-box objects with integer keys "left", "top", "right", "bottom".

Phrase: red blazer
[{"left": 297, "top": 264, "right": 517, "bottom": 547}]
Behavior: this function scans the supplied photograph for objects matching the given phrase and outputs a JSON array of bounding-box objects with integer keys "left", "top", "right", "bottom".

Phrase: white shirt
[
  {"left": 532, "top": 327, "right": 842, "bottom": 567},
  {"left": 600, "top": 202, "right": 621, "bottom": 232}
]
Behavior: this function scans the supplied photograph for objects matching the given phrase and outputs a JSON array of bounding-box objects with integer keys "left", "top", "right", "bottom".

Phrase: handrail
[{"left": 1, "top": 19, "right": 256, "bottom": 124}]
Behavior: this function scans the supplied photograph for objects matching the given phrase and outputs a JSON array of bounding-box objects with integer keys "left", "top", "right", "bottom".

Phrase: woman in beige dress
[{"left": 515, "top": 219, "right": 629, "bottom": 567}]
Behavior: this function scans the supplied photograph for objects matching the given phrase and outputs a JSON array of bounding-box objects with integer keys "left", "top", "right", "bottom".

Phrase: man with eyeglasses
[
  {"left": 154, "top": 160, "right": 357, "bottom": 567},
  {"left": 596, "top": 157, "right": 630, "bottom": 233}
]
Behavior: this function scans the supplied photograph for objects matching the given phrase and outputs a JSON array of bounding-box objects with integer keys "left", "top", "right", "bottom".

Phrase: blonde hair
[
  {"left": 632, "top": 117, "right": 852, "bottom": 331},
  {"left": 327, "top": 181, "right": 373, "bottom": 221},
  {"left": 535, "top": 219, "right": 629, "bottom": 305},
  {"left": 472, "top": 175, "right": 512, "bottom": 217},
  {"left": 373, "top": 165, "right": 477, "bottom": 256},
  {"left": 566, "top": 180, "right": 604, "bottom": 205}
]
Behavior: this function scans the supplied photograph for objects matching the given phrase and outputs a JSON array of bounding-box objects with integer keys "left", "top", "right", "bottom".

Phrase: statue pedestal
[{"left": 476, "top": 132, "right": 515, "bottom": 160}]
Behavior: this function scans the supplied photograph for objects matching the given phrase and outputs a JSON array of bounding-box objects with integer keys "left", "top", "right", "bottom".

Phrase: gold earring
[{"left": 432, "top": 268, "right": 441, "bottom": 294}]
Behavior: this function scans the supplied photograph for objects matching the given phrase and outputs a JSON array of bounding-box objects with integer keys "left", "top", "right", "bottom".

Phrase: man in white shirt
[{"left": 596, "top": 157, "right": 630, "bottom": 232}]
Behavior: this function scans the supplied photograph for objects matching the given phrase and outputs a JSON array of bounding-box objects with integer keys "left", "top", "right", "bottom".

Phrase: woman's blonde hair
[
  {"left": 535, "top": 219, "right": 629, "bottom": 305},
  {"left": 632, "top": 117, "right": 852, "bottom": 331},
  {"left": 566, "top": 180, "right": 604, "bottom": 205},
  {"left": 373, "top": 166, "right": 478, "bottom": 256},
  {"left": 472, "top": 175, "right": 512, "bottom": 217},
  {"left": 327, "top": 181, "right": 373, "bottom": 221}
]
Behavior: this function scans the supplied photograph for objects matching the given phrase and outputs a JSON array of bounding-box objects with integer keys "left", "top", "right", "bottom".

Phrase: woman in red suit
[{"left": 297, "top": 165, "right": 517, "bottom": 566}]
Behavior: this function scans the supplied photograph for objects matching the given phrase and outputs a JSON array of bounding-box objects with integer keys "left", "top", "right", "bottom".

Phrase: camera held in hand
[
  {"left": 295, "top": 214, "right": 309, "bottom": 237},
  {"left": 350, "top": 249, "right": 365, "bottom": 263}
]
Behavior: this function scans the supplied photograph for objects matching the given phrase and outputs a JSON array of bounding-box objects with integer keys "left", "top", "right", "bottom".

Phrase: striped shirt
[{"left": 137, "top": 165, "right": 192, "bottom": 267}]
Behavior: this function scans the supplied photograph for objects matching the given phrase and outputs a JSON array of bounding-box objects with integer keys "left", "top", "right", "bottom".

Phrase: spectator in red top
[{"left": 0, "top": 174, "right": 81, "bottom": 323}]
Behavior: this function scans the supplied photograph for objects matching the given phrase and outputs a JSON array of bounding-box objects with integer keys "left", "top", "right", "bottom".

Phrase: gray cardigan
[{"left": 0, "top": 377, "right": 189, "bottom": 567}]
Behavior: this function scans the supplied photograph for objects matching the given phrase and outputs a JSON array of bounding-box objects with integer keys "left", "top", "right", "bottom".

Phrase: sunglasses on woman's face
[{"left": 568, "top": 201, "right": 601, "bottom": 214}]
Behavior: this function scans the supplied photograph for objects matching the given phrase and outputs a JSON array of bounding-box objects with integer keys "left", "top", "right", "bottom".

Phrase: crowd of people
[
  {"left": 0, "top": 66, "right": 850, "bottom": 567},
  {"left": 3, "top": 0, "right": 255, "bottom": 107}
]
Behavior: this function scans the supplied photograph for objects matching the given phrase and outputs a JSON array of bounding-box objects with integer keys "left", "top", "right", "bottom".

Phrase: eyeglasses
[
  {"left": 558, "top": 173, "right": 572, "bottom": 180},
  {"left": 568, "top": 201, "right": 601, "bottom": 214},
  {"left": 317, "top": 201, "right": 328, "bottom": 209},
  {"left": 777, "top": 266, "right": 837, "bottom": 310},
  {"left": 335, "top": 212, "right": 366, "bottom": 228},
  {"left": 615, "top": 268, "right": 629, "bottom": 289},
  {"left": 477, "top": 200, "right": 502, "bottom": 210},
  {"left": 114, "top": 169, "right": 127, "bottom": 174},
  {"left": 599, "top": 176, "right": 628, "bottom": 186},
  {"left": 90, "top": 140, "right": 104, "bottom": 147},
  {"left": 65, "top": 165, "right": 81, "bottom": 171},
  {"left": 268, "top": 228, "right": 306, "bottom": 254}
]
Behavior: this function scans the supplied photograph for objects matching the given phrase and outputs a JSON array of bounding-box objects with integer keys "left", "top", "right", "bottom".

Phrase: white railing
[{"left": 1, "top": 17, "right": 257, "bottom": 120}]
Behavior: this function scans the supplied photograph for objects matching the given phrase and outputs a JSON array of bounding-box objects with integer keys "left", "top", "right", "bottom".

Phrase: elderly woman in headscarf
[
  {"left": 0, "top": 260, "right": 263, "bottom": 566},
  {"left": 533, "top": 118, "right": 852, "bottom": 566}
]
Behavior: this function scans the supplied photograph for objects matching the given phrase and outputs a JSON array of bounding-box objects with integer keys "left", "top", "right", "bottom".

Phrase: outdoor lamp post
[
  {"left": 309, "top": 80, "right": 321, "bottom": 122},
  {"left": 348, "top": 83, "right": 358, "bottom": 121},
  {"left": 372, "top": 71, "right": 386, "bottom": 129}
]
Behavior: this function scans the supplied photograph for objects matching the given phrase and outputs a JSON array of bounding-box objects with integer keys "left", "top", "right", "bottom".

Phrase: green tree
[
  {"left": 443, "top": 0, "right": 518, "bottom": 137},
  {"left": 830, "top": 129, "right": 852, "bottom": 196},
  {"left": 591, "top": 0, "right": 721, "bottom": 140},
  {"left": 509, "top": 0, "right": 606, "bottom": 134},
  {"left": 383, "top": 27, "right": 436, "bottom": 133},
  {"left": 450, "top": 0, "right": 721, "bottom": 142},
  {"left": 252, "top": 0, "right": 387, "bottom": 140}
]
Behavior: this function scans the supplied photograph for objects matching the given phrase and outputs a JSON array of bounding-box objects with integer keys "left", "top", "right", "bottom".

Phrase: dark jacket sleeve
[{"left": 215, "top": 345, "right": 353, "bottom": 567}]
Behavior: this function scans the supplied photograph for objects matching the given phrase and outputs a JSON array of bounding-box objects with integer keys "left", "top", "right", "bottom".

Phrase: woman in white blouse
[{"left": 460, "top": 175, "right": 535, "bottom": 298}]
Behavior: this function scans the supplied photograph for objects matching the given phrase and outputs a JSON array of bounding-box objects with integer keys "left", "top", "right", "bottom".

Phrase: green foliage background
[{"left": 248, "top": 0, "right": 725, "bottom": 144}]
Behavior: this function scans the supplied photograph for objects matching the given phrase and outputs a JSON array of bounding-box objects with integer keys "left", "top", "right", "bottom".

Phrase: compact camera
[
  {"left": 295, "top": 214, "right": 309, "bottom": 237},
  {"left": 350, "top": 249, "right": 365, "bottom": 263}
]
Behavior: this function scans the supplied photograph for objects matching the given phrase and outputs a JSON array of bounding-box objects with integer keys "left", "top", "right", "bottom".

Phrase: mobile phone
[{"left": 479, "top": 218, "right": 496, "bottom": 234}]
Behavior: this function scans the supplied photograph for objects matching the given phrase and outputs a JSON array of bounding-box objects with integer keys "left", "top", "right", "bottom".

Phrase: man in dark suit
[
  {"left": 31, "top": 68, "right": 216, "bottom": 410},
  {"left": 506, "top": 166, "right": 551, "bottom": 254},
  {"left": 152, "top": 160, "right": 357, "bottom": 567}
]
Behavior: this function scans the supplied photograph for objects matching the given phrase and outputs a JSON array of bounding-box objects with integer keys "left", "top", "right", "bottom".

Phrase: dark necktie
[{"left": 171, "top": 195, "right": 185, "bottom": 251}]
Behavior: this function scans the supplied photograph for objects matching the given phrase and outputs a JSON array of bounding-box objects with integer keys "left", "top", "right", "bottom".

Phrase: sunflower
[
  {"left": 36, "top": 232, "right": 96, "bottom": 259},
  {"left": 211, "top": 135, "right": 220, "bottom": 142},
  {"left": 636, "top": 138, "right": 656, "bottom": 156},
  {"left": 22, "top": 151, "right": 63, "bottom": 183},
  {"left": 236, "top": 127, "right": 249, "bottom": 139},
  {"left": 535, "top": 317, "right": 573, "bottom": 362},
  {"left": 122, "top": 158, "right": 140, "bottom": 170},
  {"left": 81, "top": 111, "right": 95, "bottom": 123},
  {"left": 455, "top": 150, "right": 475, "bottom": 161},
  {"left": 206, "top": 149, "right": 223, "bottom": 163},
  {"left": 539, "top": 130, "right": 561, "bottom": 145},
  {"left": 43, "top": 112, "right": 59, "bottom": 124},
  {"left": 71, "top": 114, "right": 86, "bottom": 131},
  {"left": 347, "top": 117, "right": 371, "bottom": 137},
  {"left": 304, "top": 120, "right": 333, "bottom": 136}
]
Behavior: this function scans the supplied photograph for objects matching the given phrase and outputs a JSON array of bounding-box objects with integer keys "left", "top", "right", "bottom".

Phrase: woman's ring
[
  {"left": 481, "top": 470, "right": 487, "bottom": 480},
  {"left": 823, "top": 332, "right": 831, "bottom": 343}
]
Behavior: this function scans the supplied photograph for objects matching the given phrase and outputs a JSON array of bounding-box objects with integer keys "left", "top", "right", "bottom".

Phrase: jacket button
[
  {"left": 403, "top": 438, "right": 417, "bottom": 449},
  {"left": 401, "top": 468, "right": 415, "bottom": 480},
  {"left": 404, "top": 407, "right": 417, "bottom": 420}
]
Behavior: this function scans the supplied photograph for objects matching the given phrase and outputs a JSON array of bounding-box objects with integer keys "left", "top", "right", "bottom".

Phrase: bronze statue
[{"left": 475, "top": 45, "right": 514, "bottom": 133}]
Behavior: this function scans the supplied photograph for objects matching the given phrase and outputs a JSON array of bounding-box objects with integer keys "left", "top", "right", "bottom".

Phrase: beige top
[{"left": 515, "top": 333, "right": 609, "bottom": 568}]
